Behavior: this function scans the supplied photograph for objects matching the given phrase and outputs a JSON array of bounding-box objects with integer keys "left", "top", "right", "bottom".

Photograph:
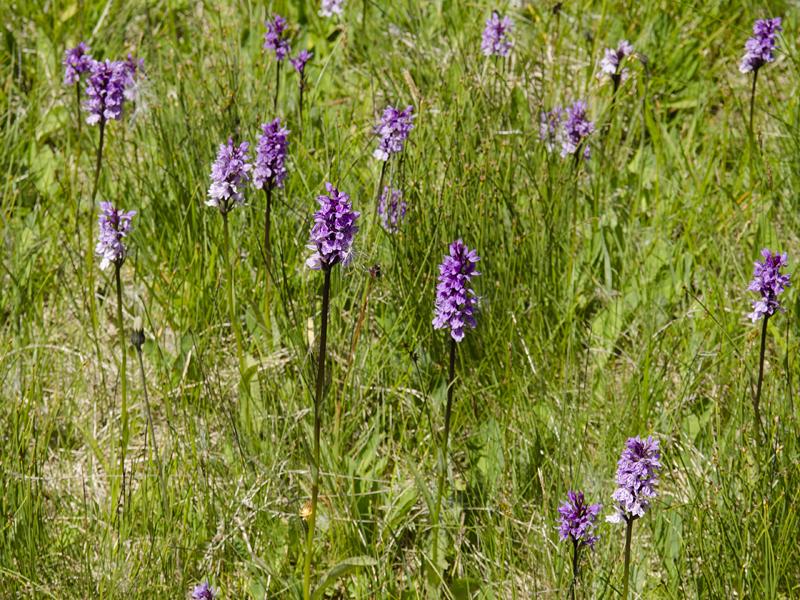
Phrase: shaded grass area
[{"left": 1, "top": 0, "right": 799, "bottom": 597}]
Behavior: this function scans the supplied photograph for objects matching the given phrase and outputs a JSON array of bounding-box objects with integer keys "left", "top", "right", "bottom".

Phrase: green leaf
[
  {"left": 475, "top": 418, "right": 504, "bottom": 497},
  {"left": 311, "top": 556, "right": 376, "bottom": 600},
  {"left": 407, "top": 457, "right": 434, "bottom": 514},
  {"left": 384, "top": 485, "right": 417, "bottom": 534},
  {"left": 450, "top": 577, "right": 484, "bottom": 599}
]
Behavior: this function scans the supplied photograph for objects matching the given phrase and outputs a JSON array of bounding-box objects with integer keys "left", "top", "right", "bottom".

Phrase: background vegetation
[{"left": 1, "top": 0, "right": 799, "bottom": 597}]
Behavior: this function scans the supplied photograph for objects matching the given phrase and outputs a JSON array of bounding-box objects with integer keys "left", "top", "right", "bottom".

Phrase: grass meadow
[{"left": 2, "top": 0, "right": 800, "bottom": 597}]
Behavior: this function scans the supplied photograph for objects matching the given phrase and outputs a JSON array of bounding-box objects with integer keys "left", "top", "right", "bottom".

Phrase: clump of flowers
[
  {"left": 63, "top": 42, "right": 92, "bottom": 85},
  {"left": 306, "top": 183, "right": 360, "bottom": 270},
  {"left": 740, "top": 18, "right": 782, "bottom": 74},
  {"left": 747, "top": 249, "right": 790, "bottom": 322},
  {"left": 95, "top": 201, "right": 136, "bottom": 270},
  {"left": 320, "top": 0, "right": 344, "bottom": 18},
  {"left": 559, "top": 490, "right": 601, "bottom": 596},
  {"left": 607, "top": 435, "right": 661, "bottom": 599},
  {"left": 433, "top": 240, "right": 481, "bottom": 342},
  {"left": 539, "top": 101, "right": 594, "bottom": 160},
  {"left": 741, "top": 17, "right": 782, "bottom": 131},
  {"left": 253, "top": 119, "right": 290, "bottom": 191},
  {"left": 206, "top": 138, "right": 252, "bottom": 214},
  {"left": 373, "top": 105, "right": 415, "bottom": 161},
  {"left": 84, "top": 59, "right": 138, "bottom": 125},
  {"left": 378, "top": 186, "right": 407, "bottom": 233},
  {"left": 264, "top": 14, "right": 291, "bottom": 61},
  {"left": 607, "top": 436, "right": 661, "bottom": 524},
  {"left": 481, "top": 11, "right": 513, "bottom": 57},
  {"left": 558, "top": 490, "right": 601, "bottom": 548},
  {"left": 561, "top": 100, "right": 594, "bottom": 160},
  {"left": 599, "top": 40, "right": 634, "bottom": 84},
  {"left": 191, "top": 581, "right": 216, "bottom": 600},
  {"left": 290, "top": 49, "right": 312, "bottom": 76}
]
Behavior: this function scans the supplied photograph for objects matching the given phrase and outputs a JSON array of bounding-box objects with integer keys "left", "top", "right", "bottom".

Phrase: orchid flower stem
[
  {"left": 88, "top": 120, "right": 105, "bottom": 260},
  {"left": 222, "top": 211, "right": 244, "bottom": 369},
  {"left": 263, "top": 187, "right": 274, "bottom": 337},
  {"left": 622, "top": 518, "right": 634, "bottom": 599},
  {"left": 754, "top": 315, "right": 769, "bottom": 438},
  {"left": 274, "top": 60, "right": 282, "bottom": 112},
  {"left": 431, "top": 338, "right": 457, "bottom": 581},
  {"left": 75, "top": 84, "right": 82, "bottom": 140},
  {"left": 376, "top": 161, "right": 387, "bottom": 215},
  {"left": 303, "top": 267, "right": 332, "bottom": 600},
  {"left": 299, "top": 79, "right": 305, "bottom": 127},
  {"left": 87, "top": 120, "right": 105, "bottom": 326},
  {"left": 749, "top": 68, "right": 759, "bottom": 135},
  {"left": 114, "top": 262, "right": 128, "bottom": 527},
  {"left": 264, "top": 187, "right": 273, "bottom": 275},
  {"left": 569, "top": 539, "right": 580, "bottom": 600}
]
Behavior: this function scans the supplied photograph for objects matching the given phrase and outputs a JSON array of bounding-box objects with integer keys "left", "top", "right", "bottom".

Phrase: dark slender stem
[
  {"left": 86, "top": 117, "right": 106, "bottom": 366},
  {"left": 303, "top": 267, "right": 332, "bottom": 600},
  {"left": 75, "top": 83, "right": 82, "bottom": 140},
  {"left": 749, "top": 68, "right": 759, "bottom": 135},
  {"left": 264, "top": 187, "right": 272, "bottom": 274},
  {"left": 274, "top": 60, "right": 282, "bottom": 112},
  {"left": 83, "top": 118, "right": 110, "bottom": 484},
  {"left": 114, "top": 262, "right": 128, "bottom": 524},
  {"left": 608, "top": 73, "right": 621, "bottom": 127},
  {"left": 431, "top": 338, "right": 457, "bottom": 577},
  {"left": 622, "top": 518, "right": 634, "bottom": 600},
  {"left": 444, "top": 338, "right": 456, "bottom": 472},
  {"left": 299, "top": 78, "right": 305, "bottom": 125},
  {"left": 376, "top": 161, "right": 387, "bottom": 214},
  {"left": 362, "top": 0, "right": 368, "bottom": 34},
  {"left": 493, "top": 55, "right": 499, "bottom": 103},
  {"left": 754, "top": 315, "right": 769, "bottom": 436},
  {"left": 135, "top": 344, "right": 169, "bottom": 519},
  {"left": 569, "top": 539, "right": 580, "bottom": 600},
  {"left": 73, "top": 84, "right": 83, "bottom": 239},
  {"left": 87, "top": 119, "right": 105, "bottom": 301},
  {"left": 573, "top": 146, "right": 582, "bottom": 172},
  {"left": 90, "top": 120, "right": 106, "bottom": 218},
  {"left": 222, "top": 211, "right": 245, "bottom": 367},
  {"left": 263, "top": 187, "right": 273, "bottom": 339}
]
